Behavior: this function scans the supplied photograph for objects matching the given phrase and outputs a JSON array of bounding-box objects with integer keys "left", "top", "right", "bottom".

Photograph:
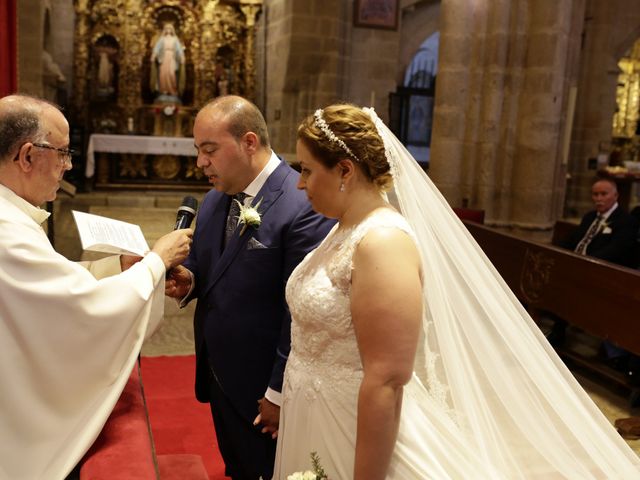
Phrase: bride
[{"left": 272, "top": 104, "right": 640, "bottom": 479}]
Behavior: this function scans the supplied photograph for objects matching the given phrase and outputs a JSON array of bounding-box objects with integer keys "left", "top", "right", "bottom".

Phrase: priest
[{"left": 0, "top": 94, "right": 192, "bottom": 479}]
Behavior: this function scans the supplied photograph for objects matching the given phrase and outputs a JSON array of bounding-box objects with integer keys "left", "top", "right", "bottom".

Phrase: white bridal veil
[{"left": 364, "top": 107, "right": 640, "bottom": 478}]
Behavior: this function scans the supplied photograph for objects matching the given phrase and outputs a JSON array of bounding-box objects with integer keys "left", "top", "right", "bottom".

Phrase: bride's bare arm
[{"left": 351, "top": 227, "right": 423, "bottom": 480}]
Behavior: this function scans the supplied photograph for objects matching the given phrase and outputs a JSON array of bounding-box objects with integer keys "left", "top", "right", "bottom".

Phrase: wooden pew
[
  {"left": 550, "top": 219, "right": 578, "bottom": 247},
  {"left": 463, "top": 221, "right": 640, "bottom": 387},
  {"left": 452, "top": 207, "right": 485, "bottom": 224}
]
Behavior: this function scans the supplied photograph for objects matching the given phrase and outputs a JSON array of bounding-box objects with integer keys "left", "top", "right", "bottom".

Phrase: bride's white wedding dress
[
  {"left": 273, "top": 107, "right": 640, "bottom": 479},
  {"left": 273, "top": 209, "right": 500, "bottom": 479}
]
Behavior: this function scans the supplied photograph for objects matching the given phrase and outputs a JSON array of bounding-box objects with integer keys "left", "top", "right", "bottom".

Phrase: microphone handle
[
  {"left": 167, "top": 214, "right": 192, "bottom": 278},
  {"left": 174, "top": 214, "right": 193, "bottom": 230}
]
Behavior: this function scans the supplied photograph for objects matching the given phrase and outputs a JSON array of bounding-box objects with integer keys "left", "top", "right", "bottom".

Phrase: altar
[
  {"left": 86, "top": 134, "right": 207, "bottom": 190},
  {"left": 70, "top": 0, "right": 262, "bottom": 190}
]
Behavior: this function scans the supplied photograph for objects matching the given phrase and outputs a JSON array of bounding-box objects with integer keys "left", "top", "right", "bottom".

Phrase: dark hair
[
  {"left": 205, "top": 95, "right": 270, "bottom": 147},
  {"left": 0, "top": 94, "right": 61, "bottom": 163},
  {"left": 297, "top": 103, "right": 392, "bottom": 191},
  {"left": 0, "top": 110, "right": 40, "bottom": 162}
]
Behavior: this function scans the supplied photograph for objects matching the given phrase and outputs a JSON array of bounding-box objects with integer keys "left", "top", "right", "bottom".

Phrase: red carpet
[{"left": 140, "top": 355, "right": 227, "bottom": 479}]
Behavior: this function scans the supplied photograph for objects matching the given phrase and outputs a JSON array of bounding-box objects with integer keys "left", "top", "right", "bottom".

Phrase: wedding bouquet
[{"left": 287, "top": 452, "right": 328, "bottom": 480}]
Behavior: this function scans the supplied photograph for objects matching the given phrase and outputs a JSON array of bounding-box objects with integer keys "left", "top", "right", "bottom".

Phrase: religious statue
[
  {"left": 150, "top": 23, "right": 186, "bottom": 103},
  {"left": 95, "top": 43, "right": 118, "bottom": 98}
]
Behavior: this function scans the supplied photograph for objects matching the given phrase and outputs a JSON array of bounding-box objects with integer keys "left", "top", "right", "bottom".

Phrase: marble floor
[{"left": 50, "top": 190, "right": 640, "bottom": 455}]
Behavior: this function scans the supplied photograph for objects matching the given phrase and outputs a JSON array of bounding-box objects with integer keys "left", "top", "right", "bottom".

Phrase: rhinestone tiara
[{"left": 313, "top": 109, "right": 360, "bottom": 162}]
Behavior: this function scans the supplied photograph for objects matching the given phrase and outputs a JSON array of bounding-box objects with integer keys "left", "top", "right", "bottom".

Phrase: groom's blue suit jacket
[{"left": 183, "top": 159, "right": 334, "bottom": 422}]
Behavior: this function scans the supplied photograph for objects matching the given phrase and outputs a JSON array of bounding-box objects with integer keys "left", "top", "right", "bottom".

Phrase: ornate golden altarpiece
[
  {"left": 72, "top": 0, "right": 262, "bottom": 189},
  {"left": 610, "top": 38, "right": 640, "bottom": 166}
]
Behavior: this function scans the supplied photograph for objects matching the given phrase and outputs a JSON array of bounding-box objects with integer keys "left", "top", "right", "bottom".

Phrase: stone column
[
  {"left": 17, "top": 0, "right": 44, "bottom": 96},
  {"left": 430, "top": 0, "right": 584, "bottom": 229}
]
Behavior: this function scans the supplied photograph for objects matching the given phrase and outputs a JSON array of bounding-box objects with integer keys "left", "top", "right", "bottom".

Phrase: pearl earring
[{"left": 339, "top": 182, "right": 345, "bottom": 192}]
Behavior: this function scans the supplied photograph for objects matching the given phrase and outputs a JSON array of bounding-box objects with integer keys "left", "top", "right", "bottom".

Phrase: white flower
[
  {"left": 599, "top": 220, "right": 611, "bottom": 235},
  {"left": 287, "top": 471, "right": 317, "bottom": 480},
  {"left": 236, "top": 197, "right": 262, "bottom": 235}
]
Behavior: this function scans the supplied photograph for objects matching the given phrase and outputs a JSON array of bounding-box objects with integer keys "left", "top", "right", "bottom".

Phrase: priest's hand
[{"left": 151, "top": 228, "right": 193, "bottom": 270}]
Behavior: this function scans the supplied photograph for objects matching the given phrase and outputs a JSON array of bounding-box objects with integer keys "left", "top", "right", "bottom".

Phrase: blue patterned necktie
[
  {"left": 575, "top": 213, "right": 604, "bottom": 255},
  {"left": 224, "top": 192, "right": 248, "bottom": 246}
]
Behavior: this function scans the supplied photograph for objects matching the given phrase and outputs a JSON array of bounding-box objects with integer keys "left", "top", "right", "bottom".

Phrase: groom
[{"left": 166, "top": 96, "right": 333, "bottom": 479}]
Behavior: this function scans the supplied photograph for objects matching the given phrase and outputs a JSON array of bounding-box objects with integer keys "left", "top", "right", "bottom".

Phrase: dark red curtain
[{"left": 0, "top": 0, "right": 18, "bottom": 96}]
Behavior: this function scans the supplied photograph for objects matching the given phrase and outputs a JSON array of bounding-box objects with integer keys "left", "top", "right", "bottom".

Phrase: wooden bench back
[
  {"left": 452, "top": 207, "right": 485, "bottom": 224},
  {"left": 464, "top": 221, "right": 640, "bottom": 356}
]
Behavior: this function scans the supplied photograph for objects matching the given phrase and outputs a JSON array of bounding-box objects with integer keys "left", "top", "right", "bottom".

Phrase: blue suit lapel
[
  {"left": 207, "top": 194, "right": 229, "bottom": 260},
  {"left": 202, "top": 161, "right": 290, "bottom": 298}
]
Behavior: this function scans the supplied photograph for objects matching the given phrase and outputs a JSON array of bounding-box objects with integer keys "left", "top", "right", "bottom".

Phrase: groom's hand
[
  {"left": 165, "top": 264, "right": 192, "bottom": 298},
  {"left": 254, "top": 397, "right": 279, "bottom": 439}
]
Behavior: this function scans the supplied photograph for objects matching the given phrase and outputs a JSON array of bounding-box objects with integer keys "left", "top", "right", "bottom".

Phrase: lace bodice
[{"left": 284, "top": 209, "right": 413, "bottom": 400}]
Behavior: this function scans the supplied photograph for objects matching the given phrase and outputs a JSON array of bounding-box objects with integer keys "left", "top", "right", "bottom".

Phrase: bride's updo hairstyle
[{"left": 297, "top": 104, "right": 393, "bottom": 191}]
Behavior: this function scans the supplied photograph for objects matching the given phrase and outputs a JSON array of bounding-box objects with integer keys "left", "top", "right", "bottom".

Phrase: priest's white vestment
[{"left": 0, "top": 184, "right": 165, "bottom": 480}]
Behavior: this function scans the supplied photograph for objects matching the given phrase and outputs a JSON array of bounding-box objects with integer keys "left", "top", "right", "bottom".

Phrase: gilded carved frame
[
  {"left": 73, "top": 0, "right": 262, "bottom": 130},
  {"left": 71, "top": 0, "right": 262, "bottom": 189}
]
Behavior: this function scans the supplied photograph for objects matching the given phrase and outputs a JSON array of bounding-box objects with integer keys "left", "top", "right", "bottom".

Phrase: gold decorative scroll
[{"left": 613, "top": 38, "right": 640, "bottom": 139}]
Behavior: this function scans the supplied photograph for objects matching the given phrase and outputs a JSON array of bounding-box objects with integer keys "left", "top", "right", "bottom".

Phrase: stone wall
[
  {"left": 16, "top": 0, "right": 73, "bottom": 102},
  {"left": 430, "top": 0, "right": 584, "bottom": 229},
  {"left": 346, "top": 23, "right": 400, "bottom": 116},
  {"left": 19, "top": 0, "right": 640, "bottom": 231},
  {"left": 17, "top": 0, "right": 44, "bottom": 95},
  {"left": 263, "top": 0, "right": 402, "bottom": 160},
  {"left": 48, "top": 0, "right": 75, "bottom": 98}
]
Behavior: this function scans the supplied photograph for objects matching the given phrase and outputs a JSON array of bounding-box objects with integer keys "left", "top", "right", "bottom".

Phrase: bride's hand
[{"left": 254, "top": 398, "right": 279, "bottom": 439}]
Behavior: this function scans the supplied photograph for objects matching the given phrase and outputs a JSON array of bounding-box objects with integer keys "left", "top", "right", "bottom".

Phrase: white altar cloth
[{"left": 85, "top": 134, "right": 197, "bottom": 177}]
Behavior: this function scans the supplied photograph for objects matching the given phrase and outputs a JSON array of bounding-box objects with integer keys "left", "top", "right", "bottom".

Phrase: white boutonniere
[
  {"left": 288, "top": 452, "right": 328, "bottom": 480},
  {"left": 236, "top": 197, "right": 262, "bottom": 235},
  {"left": 600, "top": 220, "right": 612, "bottom": 234}
]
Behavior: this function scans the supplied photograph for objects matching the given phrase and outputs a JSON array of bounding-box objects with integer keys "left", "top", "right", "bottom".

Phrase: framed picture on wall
[{"left": 354, "top": 0, "right": 399, "bottom": 30}]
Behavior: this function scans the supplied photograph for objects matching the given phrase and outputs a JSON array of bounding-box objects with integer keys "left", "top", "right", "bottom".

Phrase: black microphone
[{"left": 174, "top": 196, "right": 198, "bottom": 230}]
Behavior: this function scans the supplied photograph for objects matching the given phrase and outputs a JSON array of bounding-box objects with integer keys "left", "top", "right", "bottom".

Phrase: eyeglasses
[{"left": 32, "top": 142, "right": 75, "bottom": 165}]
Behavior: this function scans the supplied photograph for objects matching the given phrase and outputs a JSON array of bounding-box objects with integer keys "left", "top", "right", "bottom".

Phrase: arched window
[{"left": 404, "top": 32, "right": 439, "bottom": 88}]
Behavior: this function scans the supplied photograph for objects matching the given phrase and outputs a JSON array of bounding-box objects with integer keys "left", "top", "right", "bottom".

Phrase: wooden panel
[{"left": 465, "top": 221, "right": 640, "bottom": 356}]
